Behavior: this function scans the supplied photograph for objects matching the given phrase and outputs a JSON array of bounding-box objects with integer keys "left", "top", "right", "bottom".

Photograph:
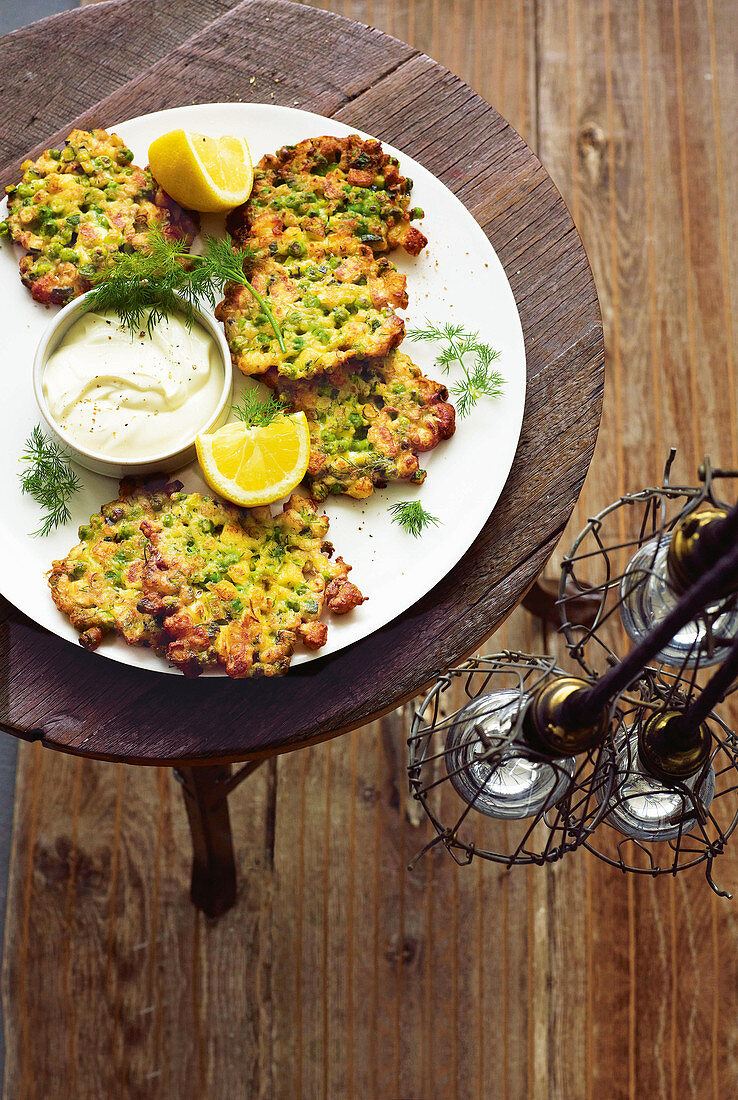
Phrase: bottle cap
[
  {"left": 523, "top": 676, "right": 609, "bottom": 757},
  {"left": 667, "top": 506, "right": 737, "bottom": 596},
  {"left": 637, "top": 709, "right": 712, "bottom": 782}
]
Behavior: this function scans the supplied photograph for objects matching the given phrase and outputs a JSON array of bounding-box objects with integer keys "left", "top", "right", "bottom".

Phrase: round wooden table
[{"left": 0, "top": 0, "right": 603, "bottom": 914}]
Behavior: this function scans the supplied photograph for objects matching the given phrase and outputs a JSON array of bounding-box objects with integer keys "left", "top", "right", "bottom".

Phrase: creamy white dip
[{"left": 43, "top": 308, "right": 224, "bottom": 461}]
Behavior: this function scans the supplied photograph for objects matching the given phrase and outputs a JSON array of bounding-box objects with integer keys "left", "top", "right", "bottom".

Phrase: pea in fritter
[
  {"left": 227, "top": 134, "right": 427, "bottom": 257},
  {"left": 1, "top": 129, "right": 198, "bottom": 305},
  {"left": 50, "top": 479, "right": 365, "bottom": 678},
  {"left": 263, "top": 349, "right": 456, "bottom": 501}
]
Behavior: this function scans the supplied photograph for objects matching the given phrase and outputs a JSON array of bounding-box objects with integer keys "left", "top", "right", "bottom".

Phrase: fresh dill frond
[
  {"left": 19, "top": 425, "right": 81, "bottom": 536},
  {"left": 388, "top": 499, "right": 441, "bottom": 538},
  {"left": 190, "top": 234, "right": 258, "bottom": 298},
  {"left": 406, "top": 317, "right": 504, "bottom": 417},
  {"left": 231, "top": 391, "right": 290, "bottom": 428},
  {"left": 407, "top": 320, "right": 465, "bottom": 346},
  {"left": 450, "top": 356, "right": 504, "bottom": 419},
  {"left": 196, "top": 235, "right": 285, "bottom": 351},
  {"left": 87, "top": 231, "right": 285, "bottom": 350},
  {"left": 339, "top": 454, "right": 391, "bottom": 475},
  {"left": 86, "top": 227, "right": 194, "bottom": 337}
]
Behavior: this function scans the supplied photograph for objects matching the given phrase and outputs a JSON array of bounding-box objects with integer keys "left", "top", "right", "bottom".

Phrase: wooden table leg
[{"left": 174, "top": 764, "right": 237, "bottom": 918}]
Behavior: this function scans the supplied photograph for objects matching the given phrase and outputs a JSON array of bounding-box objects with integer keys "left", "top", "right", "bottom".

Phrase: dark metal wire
[
  {"left": 407, "top": 653, "right": 618, "bottom": 870},
  {"left": 559, "top": 455, "right": 738, "bottom": 678},
  {"left": 583, "top": 681, "right": 738, "bottom": 898}
]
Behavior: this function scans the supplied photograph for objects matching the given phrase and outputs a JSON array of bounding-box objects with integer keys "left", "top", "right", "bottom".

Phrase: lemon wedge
[
  {"left": 196, "top": 413, "right": 311, "bottom": 507},
  {"left": 148, "top": 130, "right": 254, "bottom": 212}
]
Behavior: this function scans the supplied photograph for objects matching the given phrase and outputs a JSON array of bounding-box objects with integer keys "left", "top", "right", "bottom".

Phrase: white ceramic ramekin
[{"left": 33, "top": 290, "right": 233, "bottom": 478}]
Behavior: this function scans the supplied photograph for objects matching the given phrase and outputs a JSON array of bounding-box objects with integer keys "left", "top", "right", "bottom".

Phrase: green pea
[
  {"left": 117, "top": 148, "right": 134, "bottom": 165},
  {"left": 410, "top": 206, "right": 424, "bottom": 219},
  {"left": 0, "top": 221, "right": 9, "bottom": 239},
  {"left": 162, "top": 514, "right": 174, "bottom": 527},
  {"left": 33, "top": 260, "right": 51, "bottom": 276}
]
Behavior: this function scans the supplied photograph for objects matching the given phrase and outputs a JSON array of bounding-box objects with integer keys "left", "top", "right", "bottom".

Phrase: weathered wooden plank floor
[{"left": 3, "top": 1, "right": 738, "bottom": 1097}]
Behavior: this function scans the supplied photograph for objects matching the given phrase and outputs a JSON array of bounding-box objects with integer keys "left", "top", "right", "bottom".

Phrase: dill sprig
[
  {"left": 231, "top": 391, "right": 290, "bottom": 428},
  {"left": 388, "top": 500, "right": 441, "bottom": 537},
  {"left": 19, "top": 425, "right": 81, "bottom": 536},
  {"left": 450, "top": 344, "right": 505, "bottom": 418},
  {"left": 87, "top": 229, "right": 285, "bottom": 350},
  {"left": 406, "top": 319, "right": 504, "bottom": 418}
]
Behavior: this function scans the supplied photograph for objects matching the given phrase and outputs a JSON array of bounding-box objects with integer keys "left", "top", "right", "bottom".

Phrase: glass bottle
[
  {"left": 619, "top": 530, "right": 738, "bottom": 667},
  {"left": 596, "top": 725, "right": 715, "bottom": 842},
  {"left": 444, "top": 690, "right": 575, "bottom": 820}
]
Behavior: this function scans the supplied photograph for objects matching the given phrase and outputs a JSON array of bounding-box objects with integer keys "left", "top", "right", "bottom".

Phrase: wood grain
[
  {"left": 5, "top": 1, "right": 738, "bottom": 1099},
  {"left": 0, "top": 0, "right": 603, "bottom": 764}
]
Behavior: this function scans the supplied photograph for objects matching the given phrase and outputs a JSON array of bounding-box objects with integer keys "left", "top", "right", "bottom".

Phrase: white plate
[{"left": 0, "top": 103, "right": 526, "bottom": 676}]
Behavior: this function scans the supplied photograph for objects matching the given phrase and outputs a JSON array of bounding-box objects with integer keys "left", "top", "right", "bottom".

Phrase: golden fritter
[
  {"left": 217, "top": 135, "right": 426, "bottom": 382},
  {"left": 1, "top": 129, "right": 198, "bottom": 305},
  {"left": 48, "top": 484, "right": 173, "bottom": 653},
  {"left": 264, "top": 349, "right": 456, "bottom": 501},
  {"left": 227, "top": 134, "right": 427, "bottom": 257},
  {"left": 50, "top": 479, "right": 365, "bottom": 678},
  {"left": 216, "top": 253, "right": 405, "bottom": 380}
]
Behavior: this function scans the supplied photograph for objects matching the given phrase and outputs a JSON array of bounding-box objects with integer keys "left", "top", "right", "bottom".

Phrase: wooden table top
[{"left": 0, "top": 0, "right": 603, "bottom": 765}]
